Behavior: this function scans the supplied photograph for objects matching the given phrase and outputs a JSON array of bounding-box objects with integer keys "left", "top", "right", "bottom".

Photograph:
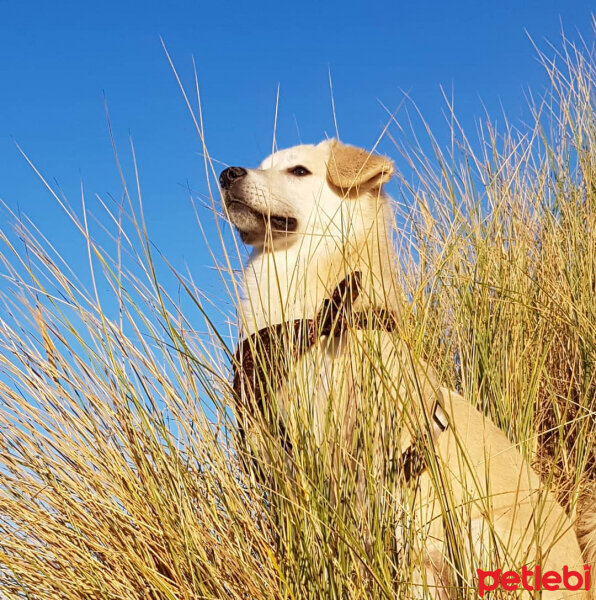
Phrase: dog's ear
[{"left": 326, "top": 140, "right": 394, "bottom": 193}]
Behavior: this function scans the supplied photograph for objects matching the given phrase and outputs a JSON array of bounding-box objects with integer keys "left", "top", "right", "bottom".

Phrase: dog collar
[{"left": 232, "top": 270, "right": 448, "bottom": 484}]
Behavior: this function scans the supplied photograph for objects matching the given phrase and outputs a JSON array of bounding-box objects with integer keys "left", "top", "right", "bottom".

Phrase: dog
[{"left": 220, "top": 139, "right": 593, "bottom": 598}]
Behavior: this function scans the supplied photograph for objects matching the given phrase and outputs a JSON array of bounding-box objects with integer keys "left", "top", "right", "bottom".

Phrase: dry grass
[{"left": 0, "top": 28, "right": 594, "bottom": 599}]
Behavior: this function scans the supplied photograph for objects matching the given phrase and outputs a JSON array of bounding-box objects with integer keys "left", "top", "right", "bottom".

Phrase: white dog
[{"left": 221, "top": 140, "right": 593, "bottom": 598}]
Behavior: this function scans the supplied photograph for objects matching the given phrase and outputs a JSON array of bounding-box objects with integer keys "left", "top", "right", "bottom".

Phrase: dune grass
[{"left": 0, "top": 29, "right": 594, "bottom": 599}]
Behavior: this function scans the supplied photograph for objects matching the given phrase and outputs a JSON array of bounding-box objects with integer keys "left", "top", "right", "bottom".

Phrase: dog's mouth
[{"left": 225, "top": 198, "right": 298, "bottom": 244}]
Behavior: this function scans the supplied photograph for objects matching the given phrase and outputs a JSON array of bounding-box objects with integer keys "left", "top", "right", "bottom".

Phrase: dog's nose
[{"left": 219, "top": 166, "right": 247, "bottom": 190}]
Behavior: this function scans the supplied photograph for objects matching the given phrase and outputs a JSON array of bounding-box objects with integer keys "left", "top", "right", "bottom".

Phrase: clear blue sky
[{"left": 0, "top": 1, "right": 593, "bottom": 324}]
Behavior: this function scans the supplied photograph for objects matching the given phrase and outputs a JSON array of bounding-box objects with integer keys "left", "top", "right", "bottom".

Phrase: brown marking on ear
[{"left": 326, "top": 140, "right": 394, "bottom": 193}]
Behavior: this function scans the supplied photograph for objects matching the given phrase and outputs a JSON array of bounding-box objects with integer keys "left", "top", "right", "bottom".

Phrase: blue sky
[{"left": 0, "top": 1, "right": 593, "bottom": 327}]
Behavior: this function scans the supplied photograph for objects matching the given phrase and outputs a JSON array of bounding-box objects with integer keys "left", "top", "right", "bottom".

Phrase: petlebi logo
[{"left": 477, "top": 565, "right": 591, "bottom": 596}]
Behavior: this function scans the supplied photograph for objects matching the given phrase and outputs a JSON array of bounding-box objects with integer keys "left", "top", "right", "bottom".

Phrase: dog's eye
[{"left": 288, "top": 165, "right": 311, "bottom": 177}]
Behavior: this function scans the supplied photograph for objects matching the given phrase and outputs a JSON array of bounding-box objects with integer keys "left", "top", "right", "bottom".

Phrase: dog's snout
[{"left": 219, "top": 166, "right": 247, "bottom": 190}]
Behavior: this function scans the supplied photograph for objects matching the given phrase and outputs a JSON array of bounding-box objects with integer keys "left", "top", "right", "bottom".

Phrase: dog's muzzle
[{"left": 219, "top": 165, "right": 298, "bottom": 244}]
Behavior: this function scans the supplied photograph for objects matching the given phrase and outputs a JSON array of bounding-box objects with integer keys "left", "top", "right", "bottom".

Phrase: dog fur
[{"left": 222, "top": 139, "right": 593, "bottom": 598}]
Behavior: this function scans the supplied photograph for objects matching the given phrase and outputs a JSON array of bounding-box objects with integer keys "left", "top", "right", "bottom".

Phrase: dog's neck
[{"left": 238, "top": 209, "right": 403, "bottom": 337}]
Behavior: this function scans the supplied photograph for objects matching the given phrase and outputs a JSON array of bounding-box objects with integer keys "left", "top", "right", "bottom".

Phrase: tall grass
[{"left": 0, "top": 30, "right": 594, "bottom": 598}]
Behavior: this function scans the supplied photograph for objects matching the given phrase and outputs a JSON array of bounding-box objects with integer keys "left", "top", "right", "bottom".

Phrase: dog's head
[{"left": 219, "top": 140, "right": 394, "bottom": 248}]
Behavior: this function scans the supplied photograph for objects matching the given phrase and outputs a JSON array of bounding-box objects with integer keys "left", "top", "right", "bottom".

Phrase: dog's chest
[{"left": 235, "top": 322, "right": 430, "bottom": 457}]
